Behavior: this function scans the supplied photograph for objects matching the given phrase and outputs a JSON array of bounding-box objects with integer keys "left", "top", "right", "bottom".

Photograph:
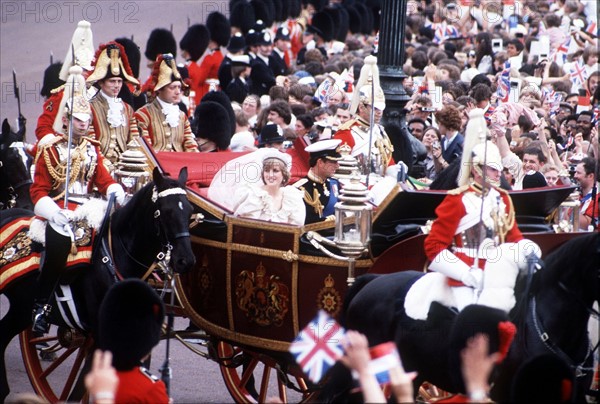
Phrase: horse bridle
[
  {"left": 151, "top": 186, "right": 191, "bottom": 244},
  {"left": 0, "top": 156, "right": 32, "bottom": 209}
]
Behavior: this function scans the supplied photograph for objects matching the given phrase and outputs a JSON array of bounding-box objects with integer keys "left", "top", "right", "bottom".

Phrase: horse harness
[
  {"left": 530, "top": 291, "right": 599, "bottom": 379},
  {"left": 0, "top": 154, "right": 32, "bottom": 209},
  {"left": 98, "top": 186, "right": 190, "bottom": 284}
]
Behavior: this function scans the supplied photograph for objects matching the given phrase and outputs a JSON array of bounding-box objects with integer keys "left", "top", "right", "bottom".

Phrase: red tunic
[
  {"left": 30, "top": 137, "right": 115, "bottom": 208},
  {"left": 188, "top": 49, "right": 224, "bottom": 103},
  {"left": 424, "top": 185, "right": 524, "bottom": 286},
  {"left": 115, "top": 367, "right": 169, "bottom": 404}
]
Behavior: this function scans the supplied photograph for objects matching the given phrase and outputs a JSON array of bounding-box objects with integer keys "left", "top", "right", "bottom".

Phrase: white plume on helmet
[
  {"left": 350, "top": 55, "right": 385, "bottom": 115},
  {"left": 59, "top": 20, "right": 95, "bottom": 81}
]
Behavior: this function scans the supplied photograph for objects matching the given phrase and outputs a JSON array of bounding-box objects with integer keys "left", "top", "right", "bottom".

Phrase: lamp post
[{"left": 377, "top": 0, "right": 411, "bottom": 128}]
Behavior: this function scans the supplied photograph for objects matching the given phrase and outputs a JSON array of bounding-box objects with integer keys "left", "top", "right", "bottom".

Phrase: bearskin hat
[
  {"left": 307, "top": 11, "right": 335, "bottom": 42},
  {"left": 230, "top": 1, "right": 256, "bottom": 35},
  {"left": 206, "top": 12, "right": 231, "bottom": 48},
  {"left": 98, "top": 279, "right": 165, "bottom": 371},
  {"left": 511, "top": 354, "right": 575, "bottom": 402},
  {"left": 201, "top": 90, "right": 236, "bottom": 136},
  {"left": 251, "top": 0, "right": 274, "bottom": 28},
  {"left": 193, "top": 101, "right": 232, "bottom": 150},
  {"left": 114, "top": 37, "right": 141, "bottom": 79},
  {"left": 145, "top": 28, "right": 177, "bottom": 61},
  {"left": 347, "top": 5, "right": 362, "bottom": 35},
  {"left": 448, "top": 305, "right": 516, "bottom": 393},
  {"left": 180, "top": 24, "right": 210, "bottom": 62},
  {"left": 272, "top": 0, "right": 284, "bottom": 22},
  {"left": 352, "top": 2, "right": 373, "bottom": 35},
  {"left": 41, "top": 62, "right": 65, "bottom": 98},
  {"left": 289, "top": 0, "right": 302, "bottom": 18}
]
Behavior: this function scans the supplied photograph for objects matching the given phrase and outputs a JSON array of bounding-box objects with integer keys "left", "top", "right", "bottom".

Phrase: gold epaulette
[
  {"left": 447, "top": 184, "right": 470, "bottom": 195},
  {"left": 337, "top": 118, "right": 357, "bottom": 131},
  {"left": 293, "top": 178, "right": 308, "bottom": 189},
  {"left": 50, "top": 84, "right": 65, "bottom": 94}
]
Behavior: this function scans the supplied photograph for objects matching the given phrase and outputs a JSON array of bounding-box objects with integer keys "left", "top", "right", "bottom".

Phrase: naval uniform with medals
[{"left": 295, "top": 171, "right": 340, "bottom": 224}]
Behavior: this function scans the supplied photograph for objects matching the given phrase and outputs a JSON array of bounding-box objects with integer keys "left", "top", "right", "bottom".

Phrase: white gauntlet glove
[
  {"left": 107, "top": 183, "right": 126, "bottom": 205},
  {"left": 51, "top": 209, "right": 73, "bottom": 227},
  {"left": 461, "top": 267, "right": 484, "bottom": 289},
  {"left": 515, "top": 239, "right": 542, "bottom": 270}
]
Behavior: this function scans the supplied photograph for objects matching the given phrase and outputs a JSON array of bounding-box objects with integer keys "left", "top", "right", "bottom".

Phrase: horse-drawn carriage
[{"left": 2, "top": 136, "right": 597, "bottom": 403}]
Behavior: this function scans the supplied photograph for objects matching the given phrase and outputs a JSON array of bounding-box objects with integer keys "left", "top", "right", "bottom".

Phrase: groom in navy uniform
[{"left": 294, "top": 139, "right": 343, "bottom": 224}]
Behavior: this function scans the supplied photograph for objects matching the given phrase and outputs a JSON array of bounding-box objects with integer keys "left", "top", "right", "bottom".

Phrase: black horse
[
  {"left": 0, "top": 167, "right": 196, "bottom": 402},
  {"left": 322, "top": 233, "right": 599, "bottom": 402},
  {"left": 0, "top": 118, "right": 33, "bottom": 210}
]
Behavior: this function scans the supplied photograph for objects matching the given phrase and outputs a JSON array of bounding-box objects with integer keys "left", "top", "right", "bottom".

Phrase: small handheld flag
[{"left": 289, "top": 311, "right": 346, "bottom": 383}]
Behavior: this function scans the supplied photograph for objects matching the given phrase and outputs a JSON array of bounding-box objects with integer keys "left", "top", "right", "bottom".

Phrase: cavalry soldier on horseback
[
  {"left": 404, "top": 109, "right": 542, "bottom": 320},
  {"left": 30, "top": 66, "right": 125, "bottom": 334},
  {"left": 85, "top": 41, "right": 140, "bottom": 171},
  {"left": 334, "top": 56, "right": 394, "bottom": 178}
]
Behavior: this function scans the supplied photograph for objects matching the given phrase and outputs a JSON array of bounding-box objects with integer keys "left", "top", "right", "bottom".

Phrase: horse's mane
[{"left": 540, "top": 233, "right": 599, "bottom": 285}]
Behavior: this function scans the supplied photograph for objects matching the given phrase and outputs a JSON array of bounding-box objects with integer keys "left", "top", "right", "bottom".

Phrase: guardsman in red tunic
[
  {"left": 98, "top": 279, "right": 169, "bottom": 404},
  {"left": 31, "top": 67, "right": 125, "bottom": 334},
  {"left": 36, "top": 20, "right": 96, "bottom": 145},
  {"left": 85, "top": 42, "right": 140, "bottom": 171},
  {"left": 404, "top": 109, "right": 541, "bottom": 320},
  {"left": 134, "top": 54, "right": 198, "bottom": 152},
  {"left": 179, "top": 24, "right": 210, "bottom": 106},
  {"left": 188, "top": 11, "right": 229, "bottom": 103}
]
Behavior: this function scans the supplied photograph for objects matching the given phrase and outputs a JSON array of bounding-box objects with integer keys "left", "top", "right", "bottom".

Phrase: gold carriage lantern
[
  {"left": 334, "top": 176, "right": 372, "bottom": 258},
  {"left": 114, "top": 135, "right": 150, "bottom": 200},
  {"left": 554, "top": 191, "right": 580, "bottom": 233}
]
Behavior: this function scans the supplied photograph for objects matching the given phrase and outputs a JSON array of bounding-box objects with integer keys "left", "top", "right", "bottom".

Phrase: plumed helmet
[
  {"left": 180, "top": 24, "right": 210, "bottom": 62},
  {"left": 230, "top": 1, "right": 256, "bottom": 35},
  {"left": 86, "top": 42, "right": 139, "bottom": 87},
  {"left": 193, "top": 101, "right": 232, "bottom": 150},
  {"left": 41, "top": 62, "right": 65, "bottom": 98},
  {"left": 145, "top": 28, "right": 177, "bottom": 61},
  {"left": 350, "top": 55, "right": 385, "bottom": 114},
  {"left": 148, "top": 53, "right": 186, "bottom": 92},
  {"left": 98, "top": 279, "right": 165, "bottom": 371},
  {"left": 59, "top": 20, "right": 95, "bottom": 81},
  {"left": 53, "top": 66, "right": 90, "bottom": 133},
  {"left": 458, "top": 108, "right": 503, "bottom": 187},
  {"left": 201, "top": 90, "right": 236, "bottom": 135},
  {"left": 114, "top": 37, "right": 141, "bottom": 79},
  {"left": 206, "top": 12, "right": 231, "bottom": 48}
]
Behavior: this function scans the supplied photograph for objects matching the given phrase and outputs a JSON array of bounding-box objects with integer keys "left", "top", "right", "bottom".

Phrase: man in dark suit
[
  {"left": 250, "top": 31, "right": 276, "bottom": 96},
  {"left": 435, "top": 105, "right": 464, "bottom": 165},
  {"left": 225, "top": 55, "right": 251, "bottom": 104}
]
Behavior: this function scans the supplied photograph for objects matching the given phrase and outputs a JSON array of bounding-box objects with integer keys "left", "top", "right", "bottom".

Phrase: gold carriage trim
[{"left": 235, "top": 261, "right": 290, "bottom": 327}]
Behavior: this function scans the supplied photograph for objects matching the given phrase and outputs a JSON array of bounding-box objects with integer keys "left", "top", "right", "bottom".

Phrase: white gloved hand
[
  {"left": 461, "top": 267, "right": 484, "bottom": 289},
  {"left": 306, "top": 39, "right": 316, "bottom": 51},
  {"left": 515, "top": 239, "right": 542, "bottom": 269},
  {"left": 51, "top": 209, "right": 73, "bottom": 227},
  {"left": 107, "top": 183, "right": 126, "bottom": 205}
]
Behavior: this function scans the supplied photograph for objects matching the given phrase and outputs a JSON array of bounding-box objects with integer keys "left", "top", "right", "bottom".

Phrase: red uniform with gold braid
[
  {"left": 404, "top": 108, "right": 541, "bottom": 321},
  {"left": 85, "top": 42, "right": 140, "bottom": 169},
  {"left": 115, "top": 367, "right": 169, "bottom": 404},
  {"left": 134, "top": 54, "right": 198, "bottom": 152},
  {"left": 31, "top": 136, "right": 115, "bottom": 209}
]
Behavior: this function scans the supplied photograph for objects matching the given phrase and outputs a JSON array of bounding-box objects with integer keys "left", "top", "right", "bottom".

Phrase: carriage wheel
[
  {"left": 19, "top": 325, "right": 93, "bottom": 403},
  {"left": 216, "top": 340, "right": 313, "bottom": 403}
]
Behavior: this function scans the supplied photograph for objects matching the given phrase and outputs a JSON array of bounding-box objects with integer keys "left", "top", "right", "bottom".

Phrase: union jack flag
[
  {"left": 543, "top": 88, "right": 562, "bottom": 117},
  {"left": 289, "top": 311, "right": 346, "bottom": 383},
  {"left": 570, "top": 60, "right": 588, "bottom": 87},
  {"left": 496, "top": 61, "right": 511, "bottom": 104},
  {"left": 551, "top": 37, "right": 570, "bottom": 66},
  {"left": 433, "top": 22, "right": 460, "bottom": 44},
  {"left": 592, "top": 107, "right": 599, "bottom": 126}
]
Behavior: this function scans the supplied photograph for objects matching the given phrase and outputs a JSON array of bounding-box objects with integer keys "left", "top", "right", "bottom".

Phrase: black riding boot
[{"left": 32, "top": 224, "right": 71, "bottom": 334}]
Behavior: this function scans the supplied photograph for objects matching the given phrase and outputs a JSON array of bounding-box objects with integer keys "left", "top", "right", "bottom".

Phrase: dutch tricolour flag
[{"left": 289, "top": 310, "right": 346, "bottom": 383}]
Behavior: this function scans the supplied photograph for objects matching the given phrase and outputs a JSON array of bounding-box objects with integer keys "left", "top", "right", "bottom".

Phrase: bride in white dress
[{"left": 232, "top": 150, "right": 306, "bottom": 225}]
